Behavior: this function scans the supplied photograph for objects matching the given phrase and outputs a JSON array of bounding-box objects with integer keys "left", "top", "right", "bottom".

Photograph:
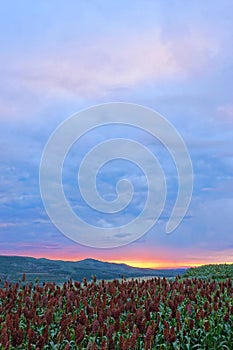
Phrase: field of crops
[
  {"left": 183, "top": 264, "right": 233, "bottom": 280},
  {"left": 0, "top": 276, "right": 232, "bottom": 349}
]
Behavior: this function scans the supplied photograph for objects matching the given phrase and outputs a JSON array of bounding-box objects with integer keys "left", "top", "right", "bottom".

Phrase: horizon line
[{"left": 1, "top": 253, "right": 232, "bottom": 270}]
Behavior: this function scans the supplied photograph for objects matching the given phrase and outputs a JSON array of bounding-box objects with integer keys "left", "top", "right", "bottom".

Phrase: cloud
[
  {"left": 144, "top": 197, "right": 233, "bottom": 255},
  {"left": 0, "top": 27, "right": 219, "bottom": 122},
  {"left": 0, "top": 1, "right": 232, "bottom": 265},
  {"left": 0, "top": 97, "right": 19, "bottom": 118},
  {"left": 217, "top": 104, "right": 233, "bottom": 123},
  {"left": 0, "top": 222, "right": 20, "bottom": 228}
]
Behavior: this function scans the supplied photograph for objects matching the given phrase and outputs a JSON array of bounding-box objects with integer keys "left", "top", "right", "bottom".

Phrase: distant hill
[
  {"left": 0, "top": 255, "right": 186, "bottom": 284},
  {"left": 183, "top": 263, "right": 233, "bottom": 279}
]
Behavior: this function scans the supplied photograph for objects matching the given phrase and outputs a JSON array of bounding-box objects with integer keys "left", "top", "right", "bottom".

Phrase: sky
[{"left": 0, "top": 0, "right": 233, "bottom": 268}]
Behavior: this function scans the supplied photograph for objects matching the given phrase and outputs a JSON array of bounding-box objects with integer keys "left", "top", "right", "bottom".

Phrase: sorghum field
[{"left": 0, "top": 277, "right": 232, "bottom": 349}]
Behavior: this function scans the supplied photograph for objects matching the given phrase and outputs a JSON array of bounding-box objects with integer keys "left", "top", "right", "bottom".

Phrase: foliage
[
  {"left": 0, "top": 276, "right": 232, "bottom": 349},
  {"left": 183, "top": 264, "right": 233, "bottom": 280}
]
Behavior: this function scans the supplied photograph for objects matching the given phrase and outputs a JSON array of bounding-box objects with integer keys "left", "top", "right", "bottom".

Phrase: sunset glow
[{"left": 0, "top": 1, "right": 232, "bottom": 268}]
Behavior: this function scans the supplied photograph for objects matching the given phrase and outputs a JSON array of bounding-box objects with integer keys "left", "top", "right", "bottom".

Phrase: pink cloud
[{"left": 0, "top": 27, "right": 219, "bottom": 121}]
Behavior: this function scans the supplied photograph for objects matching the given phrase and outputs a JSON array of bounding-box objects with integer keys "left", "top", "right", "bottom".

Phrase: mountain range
[{"left": 0, "top": 255, "right": 186, "bottom": 285}]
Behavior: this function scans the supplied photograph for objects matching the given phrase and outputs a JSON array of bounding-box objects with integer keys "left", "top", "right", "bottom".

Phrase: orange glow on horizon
[
  {"left": 107, "top": 259, "right": 201, "bottom": 269},
  {"left": 109, "top": 260, "right": 233, "bottom": 269},
  {"left": 3, "top": 252, "right": 232, "bottom": 269}
]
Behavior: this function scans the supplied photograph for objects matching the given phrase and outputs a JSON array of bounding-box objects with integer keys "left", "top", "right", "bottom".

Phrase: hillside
[
  {"left": 183, "top": 263, "right": 233, "bottom": 279},
  {"left": 0, "top": 255, "right": 186, "bottom": 284}
]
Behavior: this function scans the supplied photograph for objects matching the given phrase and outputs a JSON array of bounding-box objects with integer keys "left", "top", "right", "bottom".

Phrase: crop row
[{"left": 0, "top": 277, "right": 232, "bottom": 349}]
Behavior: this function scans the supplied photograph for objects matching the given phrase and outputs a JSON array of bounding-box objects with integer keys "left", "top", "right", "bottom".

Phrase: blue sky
[{"left": 0, "top": 1, "right": 233, "bottom": 267}]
